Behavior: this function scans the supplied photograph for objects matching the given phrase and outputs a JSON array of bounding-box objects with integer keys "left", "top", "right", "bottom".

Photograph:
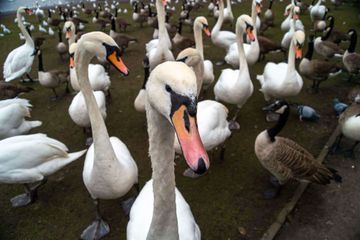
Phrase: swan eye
[{"left": 165, "top": 85, "right": 172, "bottom": 93}]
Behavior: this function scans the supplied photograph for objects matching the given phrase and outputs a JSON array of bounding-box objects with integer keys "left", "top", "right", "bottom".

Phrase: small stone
[
  {"left": 325, "top": 220, "right": 334, "bottom": 225},
  {"left": 352, "top": 165, "right": 355, "bottom": 169},
  {"left": 238, "top": 226, "right": 247, "bottom": 236}
]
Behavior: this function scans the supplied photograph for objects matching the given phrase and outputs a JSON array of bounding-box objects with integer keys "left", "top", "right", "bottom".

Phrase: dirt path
[{"left": 276, "top": 146, "right": 360, "bottom": 240}]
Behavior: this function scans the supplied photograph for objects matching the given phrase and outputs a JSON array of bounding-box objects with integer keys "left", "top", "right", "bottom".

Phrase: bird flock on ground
[{"left": 0, "top": 0, "right": 359, "bottom": 239}]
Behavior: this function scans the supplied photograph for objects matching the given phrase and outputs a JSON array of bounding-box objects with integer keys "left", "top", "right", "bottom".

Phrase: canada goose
[
  {"left": 172, "top": 20, "right": 195, "bottom": 50},
  {"left": 263, "top": 0, "right": 274, "bottom": 27},
  {"left": 314, "top": 26, "right": 345, "bottom": 59},
  {"left": 0, "top": 134, "right": 86, "bottom": 207},
  {"left": 348, "top": 86, "right": 360, "bottom": 103},
  {"left": 75, "top": 32, "right": 138, "bottom": 240},
  {"left": 3, "top": 7, "right": 35, "bottom": 82},
  {"left": 132, "top": 2, "right": 147, "bottom": 27},
  {"left": 93, "top": 11, "right": 111, "bottom": 30},
  {"left": 310, "top": 0, "right": 328, "bottom": 22},
  {"left": 134, "top": 57, "right": 150, "bottom": 112},
  {"left": 56, "top": 28, "right": 68, "bottom": 61},
  {"left": 110, "top": 17, "right": 138, "bottom": 53},
  {"left": 68, "top": 10, "right": 89, "bottom": 27},
  {"left": 0, "top": 82, "right": 33, "bottom": 100},
  {"left": 299, "top": 35, "right": 342, "bottom": 92},
  {"left": 313, "top": 9, "right": 328, "bottom": 33},
  {"left": 343, "top": 29, "right": 360, "bottom": 81},
  {"left": 258, "top": 36, "right": 285, "bottom": 61},
  {"left": 0, "top": 98, "right": 42, "bottom": 140},
  {"left": 115, "top": 8, "right": 131, "bottom": 32},
  {"left": 47, "top": 9, "right": 62, "bottom": 27},
  {"left": 255, "top": 100, "right": 342, "bottom": 199},
  {"left": 37, "top": 49, "right": 70, "bottom": 100},
  {"left": 35, "top": 2, "right": 44, "bottom": 23},
  {"left": 327, "top": 16, "right": 350, "bottom": 45},
  {"left": 82, "top": 3, "right": 93, "bottom": 16},
  {"left": 333, "top": 102, "right": 360, "bottom": 158},
  {"left": 127, "top": 61, "right": 209, "bottom": 240}
]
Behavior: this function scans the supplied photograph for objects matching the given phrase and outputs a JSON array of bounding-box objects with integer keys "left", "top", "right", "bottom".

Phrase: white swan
[
  {"left": 310, "top": 0, "right": 327, "bottom": 22},
  {"left": 0, "top": 98, "right": 42, "bottom": 140},
  {"left": 281, "top": 4, "right": 304, "bottom": 32},
  {"left": 223, "top": 0, "right": 234, "bottom": 24},
  {"left": 211, "top": 0, "right": 236, "bottom": 51},
  {"left": 281, "top": 17, "right": 295, "bottom": 49},
  {"left": 0, "top": 133, "right": 86, "bottom": 207},
  {"left": 3, "top": 7, "right": 35, "bottom": 82},
  {"left": 214, "top": 15, "right": 254, "bottom": 124},
  {"left": 63, "top": 21, "right": 77, "bottom": 46},
  {"left": 147, "top": 0, "right": 174, "bottom": 71},
  {"left": 224, "top": 0, "right": 261, "bottom": 67},
  {"left": 257, "top": 31, "right": 305, "bottom": 101},
  {"left": 75, "top": 32, "right": 138, "bottom": 240},
  {"left": 127, "top": 61, "right": 209, "bottom": 240}
]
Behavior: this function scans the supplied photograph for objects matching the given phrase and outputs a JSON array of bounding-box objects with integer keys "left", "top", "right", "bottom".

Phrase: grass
[{"left": 0, "top": 0, "right": 359, "bottom": 239}]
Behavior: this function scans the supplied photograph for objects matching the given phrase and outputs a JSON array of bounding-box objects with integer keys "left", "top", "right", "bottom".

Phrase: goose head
[
  {"left": 176, "top": 48, "right": 202, "bottom": 67},
  {"left": 194, "top": 16, "right": 211, "bottom": 37},
  {"left": 237, "top": 14, "right": 256, "bottom": 41},
  {"left": 255, "top": 0, "right": 263, "bottom": 14},
  {"left": 264, "top": 100, "right": 289, "bottom": 115},
  {"left": 75, "top": 32, "right": 129, "bottom": 75},
  {"left": 18, "top": 7, "right": 33, "bottom": 15},
  {"left": 146, "top": 61, "right": 210, "bottom": 175},
  {"left": 292, "top": 30, "right": 305, "bottom": 59},
  {"left": 63, "top": 21, "right": 75, "bottom": 40}
]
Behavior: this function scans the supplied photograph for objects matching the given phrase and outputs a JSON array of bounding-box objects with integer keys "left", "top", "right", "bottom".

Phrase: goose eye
[{"left": 165, "top": 84, "right": 172, "bottom": 92}]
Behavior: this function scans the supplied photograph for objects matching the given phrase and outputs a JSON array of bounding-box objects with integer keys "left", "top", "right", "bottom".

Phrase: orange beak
[
  {"left": 247, "top": 28, "right": 255, "bottom": 42},
  {"left": 295, "top": 46, "right": 302, "bottom": 59},
  {"left": 172, "top": 105, "right": 210, "bottom": 175},
  {"left": 256, "top": 4, "right": 262, "bottom": 14},
  {"left": 203, "top": 27, "right": 211, "bottom": 37},
  {"left": 107, "top": 51, "right": 129, "bottom": 76},
  {"left": 69, "top": 56, "right": 75, "bottom": 68},
  {"left": 65, "top": 31, "right": 71, "bottom": 40}
]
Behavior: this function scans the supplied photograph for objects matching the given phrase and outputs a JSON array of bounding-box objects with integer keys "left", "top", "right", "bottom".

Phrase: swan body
[
  {"left": 0, "top": 98, "right": 42, "bottom": 140},
  {"left": 0, "top": 133, "right": 86, "bottom": 184},
  {"left": 3, "top": 7, "right": 35, "bottom": 82},
  {"left": 257, "top": 31, "right": 304, "bottom": 101},
  {"left": 281, "top": 5, "right": 304, "bottom": 32},
  {"left": 310, "top": 0, "right": 327, "bottom": 22}
]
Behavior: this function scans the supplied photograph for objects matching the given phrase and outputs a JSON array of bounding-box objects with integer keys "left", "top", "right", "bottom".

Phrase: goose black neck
[
  {"left": 70, "top": 10, "right": 73, "bottom": 18},
  {"left": 322, "top": 26, "right": 333, "bottom": 41},
  {"left": 96, "top": 11, "right": 99, "bottom": 18},
  {"left": 269, "top": 0, "right": 273, "bottom": 9},
  {"left": 38, "top": 51, "right": 44, "bottom": 71},
  {"left": 142, "top": 66, "right": 150, "bottom": 89},
  {"left": 26, "top": 26, "right": 32, "bottom": 37},
  {"left": 328, "top": 16, "right": 334, "bottom": 28},
  {"left": 267, "top": 107, "right": 289, "bottom": 142},
  {"left": 178, "top": 21, "right": 183, "bottom": 34},
  {"left": 115, "top": 8, "right": 118, "bottom": 17},
  {"left": 134, "top": 3, "right": 138, "bottom": 12},
  {"left": 111, "top": 17, "right": 116, "bottom": 31},
  {"left": 305, "top": 39, "right": 314, "bottom": 60},
  {"left": 48, "top": 9, "right": 52, "bottom": 17},
  {"left": 58, "top": 29, "right": 62, "bottom": 42},
  {"left": 348, "top": 31, "right": 357, "bottom": 53}
]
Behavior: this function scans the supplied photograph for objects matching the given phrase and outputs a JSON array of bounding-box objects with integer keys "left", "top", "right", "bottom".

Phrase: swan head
[
  {"left": 194, "top": 16, "right": 211, "bottom": 37},
  {"left": 69, "top": 43, "right": 77, "bottom": 68},
  {"left": 146, "top": 61, "right": 210, "bottom": 175},
  {"left": 255, "top": 0, "right": 262, "bottom": 14},
  {"left": 237, "top": 15, "right": 255, "bottom": 42},
  {"left": 75, "top": 31, "right": 129, "bottom": 75},
  {"left": 292, "top": 6, "right": 301, "bottom": 20},
  {"left": 176, "top": 48, "right": 202, "bottom": 67},
  {"left": 18, "top": 7, "right": 33, "bottom": 15},
  {"left": 63, "top": 21, "right": 75, "bottom": 40},
  {"left": 292, "top": 31, "right": 305, "bottom": 59}
]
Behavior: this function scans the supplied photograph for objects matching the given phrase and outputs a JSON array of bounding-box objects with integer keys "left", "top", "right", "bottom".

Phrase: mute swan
[
  {"left": 0, "top": 98, "right": 42, "bottom": 140},
  {"left": 56, "top": 28, "right": 67, "bottom": 61},
  {"left": 63, "top": 21, "right": 77, "bottom": 46},
  {"left": 255, "top": 100, "right": 341, "bottom": 199},
  {"left": 257, "top": 31, "right": 305, "bottom": 101},
  {"left": 215, "top": 15, "right": 255, "bottom": 127},
  {"left": 281, "top": 4, "right": 304, "bottom": 32},
  {"left": 0, "top": 133, "right": 86, "bottom": 207},
  {"left": 224, "top": 0, "right": 261, "bottom": 67},
  {"left": 223, "top": 0, "right": 234, "bottom": 24},
  {"left": 134, "top": 57, "right": 150, "bottom": 113},
  {"left": 3, "top": 7, "right": 35, "bottom": 82},
  {"left": 127, "top": 61, "right": 209, "bottom": 240},
  {"left": 75, "top": 32, "right": 138, "bottom": 240},
  {"left": 211, "top": 0, "right": 236, "bottom": 51},
  {"left": 310, "top": 0, "right": 327, "bottom": 22}
]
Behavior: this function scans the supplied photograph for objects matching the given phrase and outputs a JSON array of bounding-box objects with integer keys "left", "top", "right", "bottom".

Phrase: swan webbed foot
[
  {"left": 183, "top": 168, "right": 205, "bottom": 178},
  {"left": 228, "top": 120, "right": 240, "bottom": 130},
  {"left": 80, "top": 219, "right": 110, "bottom": 240},
  {"left": 121, "top": 197, "right": 137, "bottom": 216},
  {"left": 10, "top": 191, "right": 36, "bottom": 207}
]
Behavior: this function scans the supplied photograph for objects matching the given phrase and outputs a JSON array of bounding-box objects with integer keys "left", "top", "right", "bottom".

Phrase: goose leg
[
  {"left": 219, "top": 142, "right": 226, "bottom": 161},
  {"left": 343, "top": 141, "right": 359, "bottom": 158},
  {"left": 81, "top": 199, "right": 110, "bottom": 240},
  {"left": 331, "top": 134, "right": 343, "bottom": 154},
  {"left": 10, "top": 177, "right": 47, "bottom": 207},
  {"left": 51, "top": 88, "right": 59, "bottom": 101},
  {"left": 264, "top": 176, "right": 282, "bottom": 199}
]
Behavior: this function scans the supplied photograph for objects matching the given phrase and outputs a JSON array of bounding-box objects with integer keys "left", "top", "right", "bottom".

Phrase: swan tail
[
  {"left": 37, "top": 149, "right": 87, "bottom": 176},
  {"left": 29, "top": 120, "right": 42, "bottom": 128}
]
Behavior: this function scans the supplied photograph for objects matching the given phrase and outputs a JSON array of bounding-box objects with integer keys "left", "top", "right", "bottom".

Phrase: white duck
[
  {"left": 225, "top": 0, "right": 261, "bottom": 67},
  {"left": 127, "top": 61, "right": 209, "bottom": 240},
  {"left": 0, "top": 133, "right": 86, "bottom": 207},
  {"left": 214, "top": 15, "right": 255, "bottom": 126},
  {"left": 211, "top": 0, "right": 236, "bottom": 51},
  {"left": 0, "top": 98, "right": 42, "bottom": 140},
  {"left": 75, "top": 32, "right": 138, "bottom": 240},
  {"left": 257, "top": 31, "right": 305, "bottom": 101},
  {"left": 3, "top": 7, "right": 35, "bottom": 82}
]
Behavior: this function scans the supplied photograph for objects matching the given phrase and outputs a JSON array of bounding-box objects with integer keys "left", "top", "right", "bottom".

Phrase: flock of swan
[{"left": 0, "top": 0, "right": 359, "bottom": 238}]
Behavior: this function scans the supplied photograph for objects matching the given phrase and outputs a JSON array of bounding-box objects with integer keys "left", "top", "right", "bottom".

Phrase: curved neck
[
  {"left": 304, "top": 40, "right": 314, "bottom": 60},
  {"left": 194, "top": 24, "right": 204, "bottom": 59},
  {"left": 251, "top": 0, "right": 257, "bottom": 35},
  {"left": 38, "top": 52, "right": 44, "bottom": 71},
  {"left": 348, "top": 31, "right": 357, "bottom": 53},
  {"left": 156, "top": 0, "right": 168, "bottom": 45},
  {"left": 316, "top": 0, "right": 321, "bottom": 6},
  {"left": 226, "top": 0, "right": 232, "bottom": 12},
  {"left": 236, "top": 22, "right": 248, "bottom": 73},
  {"left": 267, "top": 107, "right": 289, "bottom": 141},
  {"left": 322, "top": 26, "right": 332, "bottom": 40},
  {"left": 75, "top": 45, "right": 117, "bottom": 167},
  {"left": 287, "top": 38, "right": 296, "bottom": 72},
  {"left": 212, "top": 0, "right": 224, "bottom": 34},
  {"left": 17, "top": 11, "right": 34, "bottom": 47},
  {"left": 146, "top": 102, "right": 178, "bottom": 240}
]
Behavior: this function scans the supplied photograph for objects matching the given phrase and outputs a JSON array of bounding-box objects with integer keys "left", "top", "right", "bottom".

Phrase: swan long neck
[
  {"left": 236, "top": 21, "right": 248, "bottom": 73},
  {"left": 267, "top": 107, "right": 289, "bottom": 142},
  {"left": 156, "top": 0, "right": 167, "bottom": 44},
  {"left": 146, "top": 103, "right": 179, "bottom": 240},
  {"left": 251, "top": 0, "right": 257, "bottom": 35},
  {"left": 212, "top": 0, "right": 224, "bottom": 34},
  {"left": 194, "top": 24, "right": 204, "bottom": 59},
  {"left": 17, "top": 11, "right": 34, "bottom": 47},
  {"left": 75, "top": 46, "right": 117, "bottom": 167},
  {"left": 226, "top": 0, "right": 232, "bottom": 12},
  {"left": 287, "top": 37, "right": 296, "bottom": 73}
]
